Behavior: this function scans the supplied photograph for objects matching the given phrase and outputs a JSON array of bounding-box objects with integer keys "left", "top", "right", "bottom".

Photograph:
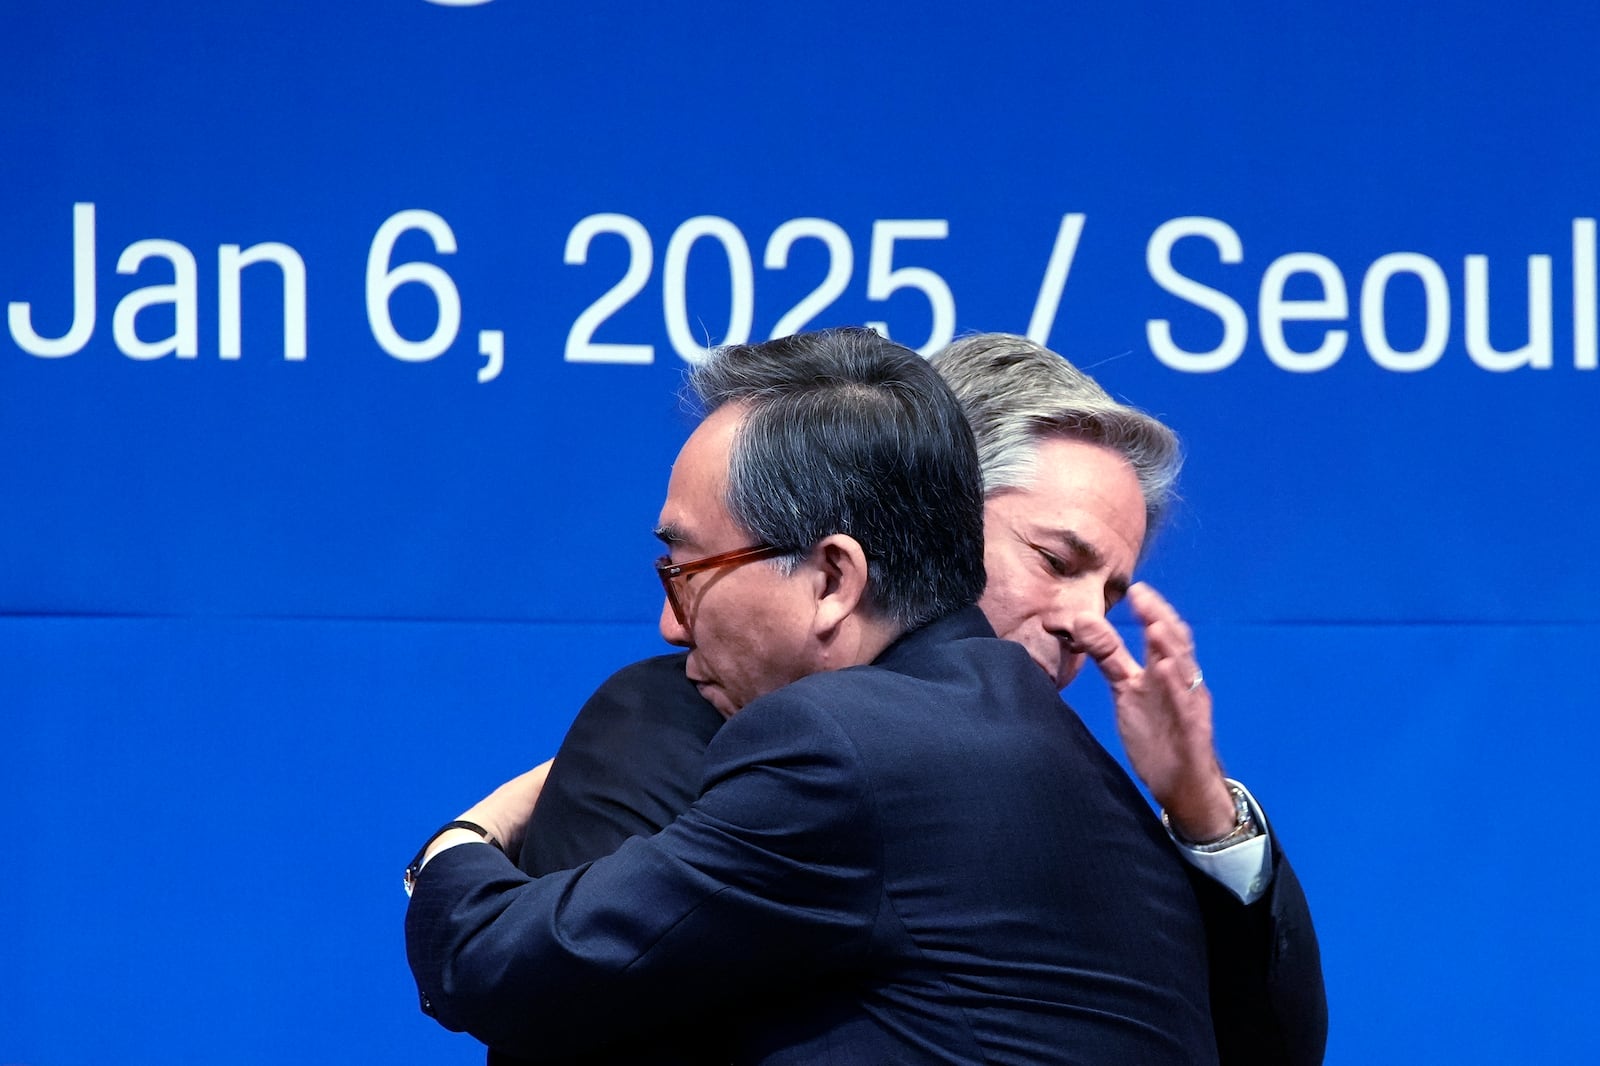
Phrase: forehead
[
  {"left": 658, "top": 404, "right": 746, "bottom": 549},
  {"left": 1010, "top": 436, "right": 1146, "bottom": 562}
]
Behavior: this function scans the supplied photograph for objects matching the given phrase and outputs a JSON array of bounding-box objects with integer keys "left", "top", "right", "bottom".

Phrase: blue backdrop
[{"left": 3, "top": 2, "right": 1594, "bottom": 1063}]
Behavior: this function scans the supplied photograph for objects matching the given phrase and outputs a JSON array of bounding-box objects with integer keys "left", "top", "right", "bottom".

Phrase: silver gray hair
[{"left": 930, "top": 333, "right": 1182, "bottom": 543}]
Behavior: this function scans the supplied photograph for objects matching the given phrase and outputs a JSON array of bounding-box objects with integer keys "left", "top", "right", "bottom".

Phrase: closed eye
[
  {"left": 1033, "top": 544, "right": 1077, "bottom": 577},
  {"left": 1027, "top": 531, "right": 1129, "bottom": 615}
]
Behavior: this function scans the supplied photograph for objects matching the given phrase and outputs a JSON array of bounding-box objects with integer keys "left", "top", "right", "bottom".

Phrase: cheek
[
  {"left": 710, "top": 616, "right": 787, "bottom": 697},
  {"left": 977, "top": 564, "right": 1034, "bottom": 641}
]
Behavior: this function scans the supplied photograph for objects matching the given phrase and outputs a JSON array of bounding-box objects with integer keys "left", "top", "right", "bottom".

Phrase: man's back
[{"left": 717, "top": 607, "right": 1215, "bottom": 1064}]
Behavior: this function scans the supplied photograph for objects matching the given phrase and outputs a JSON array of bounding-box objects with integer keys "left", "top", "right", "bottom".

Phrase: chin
[
  {"left": 1055, "top": 659, "right": 1085, "bottom": 691},
  {"left": 1027, "top": 653, "right": 1063, "bottom": 688},
  {"left": 699, "top": 686, "right": 740, "bottom": 719}
]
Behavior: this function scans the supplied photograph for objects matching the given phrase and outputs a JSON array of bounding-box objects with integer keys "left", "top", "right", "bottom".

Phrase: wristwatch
[
  {"left": 403, "top": 819, "right": 498, "bottom": 897},
  {"left": 1162, "top": 781, "right": 1261, "bottom": 853}
]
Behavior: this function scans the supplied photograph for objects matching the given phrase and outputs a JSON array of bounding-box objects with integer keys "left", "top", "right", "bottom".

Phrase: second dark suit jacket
[{"left": 410, "top": 609, "right": 1219, "bottom": 1065}]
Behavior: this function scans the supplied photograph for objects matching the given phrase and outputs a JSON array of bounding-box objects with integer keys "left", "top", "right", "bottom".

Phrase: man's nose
[
  {"left": 659, "top": 597, "right": 693, "bottom": 647},
  {"left": 1046, "top": 581, "right": 1105, "bottom": 638}
]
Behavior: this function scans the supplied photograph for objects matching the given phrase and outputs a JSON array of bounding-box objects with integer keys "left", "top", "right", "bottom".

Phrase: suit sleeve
[
  {"left": 405, "top": 692, "right": 881, "bottom": 1059},
  {"left": 518, "top": 654, "right": 724, "bottom": 876},
  {"left": 1193, "top": 836, "right": 1328, "bottom": 1066}
]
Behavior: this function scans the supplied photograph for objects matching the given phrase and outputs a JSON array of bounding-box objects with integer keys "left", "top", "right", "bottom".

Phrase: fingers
[
  {"left": 1133, "top": 585, "right": 1215, "bottom": 746},
  {"left": 1078, "top": 585, "right": 1209, "bottom": 698},
  {"left": 1102, "top": 584, "right": 1226, "bottom": 816},
  {"left": 1129, "top": 582, "right": 1199, "bottom": 682},
  {"left": 1147, "top": 655, "right": 1209, "bottom": 704},
  {"left": 1128, "top": 582, "right": 1193, "bottom": 653},
  {"left": 1070, "top": 611, "right": 1143, "bottom": 685}
]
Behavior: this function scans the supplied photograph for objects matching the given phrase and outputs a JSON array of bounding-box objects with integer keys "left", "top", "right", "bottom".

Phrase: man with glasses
[
  {"left": 513, "top": 333, "right": 1326, "bottom": 1066},
  {"left": 405, "top": 328, "right": 1220, "bottom": 1064}
]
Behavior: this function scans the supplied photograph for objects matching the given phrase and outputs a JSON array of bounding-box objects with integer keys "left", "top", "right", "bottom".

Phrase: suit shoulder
[
  {"left": 574, "top": 652, "right": 723, "bottom": 744},
  {"left": 594, "top": 651, "right": 690, "bottom": 693},
  {"left": 774, "top": 630, "right": 1054, "bottom": 715}
]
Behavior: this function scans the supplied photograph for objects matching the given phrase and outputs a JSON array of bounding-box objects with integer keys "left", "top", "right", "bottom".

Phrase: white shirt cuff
[{"left": 1166, "top": 779, "right": 1274, "bottom": 905}]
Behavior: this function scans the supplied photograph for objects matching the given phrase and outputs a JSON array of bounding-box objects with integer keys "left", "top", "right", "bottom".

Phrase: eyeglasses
[{"left": 655, "top": 543, "right": 791, "bottom": 629}]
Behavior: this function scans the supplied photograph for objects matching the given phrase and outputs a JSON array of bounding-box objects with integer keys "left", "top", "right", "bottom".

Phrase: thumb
[{"left": 1071, "top": 612, "right": 1143, "bottom": 686}]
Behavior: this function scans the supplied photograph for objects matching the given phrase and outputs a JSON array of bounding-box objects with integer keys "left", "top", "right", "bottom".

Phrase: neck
[{"left": 818, "top": 613, "right": 904, "bottom": 672}]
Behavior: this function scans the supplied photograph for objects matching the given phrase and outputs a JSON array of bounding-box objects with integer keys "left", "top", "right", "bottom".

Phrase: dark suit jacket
[
  {"left": 408, "top": 608, "right": 1218, "bottom": 1065},
  {"left": 521, "top": 640, "right": 1327, "bottom": 1066}
]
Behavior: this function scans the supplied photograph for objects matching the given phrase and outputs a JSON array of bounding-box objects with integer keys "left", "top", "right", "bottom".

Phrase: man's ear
[{"left": 807, "top": 533, "right": 871, "bottom": 638}]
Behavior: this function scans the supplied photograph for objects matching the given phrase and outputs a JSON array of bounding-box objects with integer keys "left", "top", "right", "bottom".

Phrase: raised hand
[{"left": 1069, "top": 582, "right": 1236, "bottom": 841}]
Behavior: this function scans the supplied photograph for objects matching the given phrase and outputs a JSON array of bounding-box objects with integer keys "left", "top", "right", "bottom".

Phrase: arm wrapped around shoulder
[{"left": 404, "top": 692, "right": 882, "bottom": 1058}]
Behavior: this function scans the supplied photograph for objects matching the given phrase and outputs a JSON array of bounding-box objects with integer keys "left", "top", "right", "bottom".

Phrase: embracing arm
[
  {"left": 404, "top": 694, "right": 879, "bottom": 1058},
  {"left": 518, "top": 653, "right": 724, "bottom": 875}
]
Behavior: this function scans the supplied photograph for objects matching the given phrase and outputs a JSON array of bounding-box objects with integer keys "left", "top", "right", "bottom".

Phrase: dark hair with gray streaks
[
  {"left": 930, "top": 333, "right": 1182, "bottom": 547},
  {"left": 688, "top": 327, "right": 986, "bottom": 630}
]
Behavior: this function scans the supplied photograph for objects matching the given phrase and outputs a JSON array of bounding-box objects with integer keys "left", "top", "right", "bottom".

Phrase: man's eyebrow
[
  {"left": 654, "top": 524, "right": 683, "bottom": 547},
  {"left": 1055, "top": 529, "right": 1104, "bottom": 570}
]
